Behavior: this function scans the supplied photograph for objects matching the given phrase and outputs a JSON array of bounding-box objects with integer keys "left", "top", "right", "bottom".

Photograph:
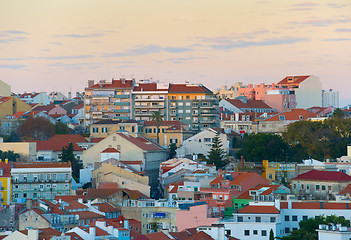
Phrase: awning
[{"left": 154, "top": 212, "right": 166, "bottom": 218}]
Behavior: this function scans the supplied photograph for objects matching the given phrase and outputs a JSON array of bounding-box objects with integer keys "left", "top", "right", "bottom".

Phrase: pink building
[{"left": 176, "top": 203, "right": 219, "bottom": 231}]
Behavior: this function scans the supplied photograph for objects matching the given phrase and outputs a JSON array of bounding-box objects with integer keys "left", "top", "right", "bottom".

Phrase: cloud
[
  {"left": 327, "top": 3, "right": 348, "bottom": 8},
  {"left": 294, "top": 2, "right": 318, "bottom": 7},
  {"left": 0, "top": 30, "right": 28, "bottom": 43},
  {"left": 289, "top": 17, "right": 351, "bottom": 27},
  {"left": 36, "top": 55, "right": 94, "bottom": 60},
  {"left": 324, "top": 38, "right": 351, "bottom": 41},
  {"left": 0, "top": 58, "right": 24, "bottom": 61},
  {"left": 102, "top": 45, "right": 192, "bottom": 58},
  {"left": 335, "top": 28, "right": 351, "bottom": 32},
  {"left": 0, "top": 64, "right": 26, "bottom": 69},
  {"left": 200, "top": 36, "right": 309, "bottom": 50},
  {"left": 40, "top": 49, "right": 50, "bottom": 52},
  {"left": 51, "top": 42, "right": 63, "bottom": 45},
  {"left": 55, "top": 33, "right": 105, "bottom": 38}
]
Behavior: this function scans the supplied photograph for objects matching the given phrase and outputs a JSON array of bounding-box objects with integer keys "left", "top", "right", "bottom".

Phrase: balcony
[
  {"left": 114, "top": 102, "right": 130, "bottom": 106},
  {"left": 114, "top": 116, "right": 130, "bottom": 120},
  {"left": 114, "top": 109, "right": 130, "bottom": 113},
  {"left": 135, "top": 112, "right": 152, "bottom": 116},
  {"left": 114, "top": 94, "right": 130, "bottom": 98},
  {"left": 200, "top": 112, "right": 216, "bottom": 116},
  {"left": 135, "top": 105, "right": 164, "bottom": 109},
  {"left": 135, "top": 98, "right": 164, "bottom": 101}
]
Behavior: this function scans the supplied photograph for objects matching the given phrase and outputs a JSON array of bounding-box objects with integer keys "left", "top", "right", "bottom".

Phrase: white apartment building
[{"left": 322, "top": 89, "right": 339, "bottom": 108}]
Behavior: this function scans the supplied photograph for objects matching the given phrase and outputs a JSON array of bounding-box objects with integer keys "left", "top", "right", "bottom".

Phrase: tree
[
  {"left": 55, "top": 122, "right": 70, "bottom": 134},
  {"left": 151, "top": 111, "right": 163, "bottom": 144},
  {"left": 278, "top": 215, "right": 350, "bottom": 240},
  {"left": 332, "top": 108, "right": 345, "bottom": 119},
  {"left": 3, "top": 131, "right": 21, "bottom": 142},
  {"left": 236, "top": 133, "right": 288, "bottom": 162},
  {"left": 269, "top": 229, "right": 274, "bottom": 240},
  {"left": 207, "top": 132, "right": 227, "bottom": 169},
  {"left": 17, "top": 117, "right": 55, "bottom": 140},
  {"left": 169, "top": 143, "right": 177, "bottom": 159},
  {"left": 0, "top": 150, "right": 20, "bottom": 162},
  {"left": 59, "top": 142, "right": 83, "bottom": 181}
]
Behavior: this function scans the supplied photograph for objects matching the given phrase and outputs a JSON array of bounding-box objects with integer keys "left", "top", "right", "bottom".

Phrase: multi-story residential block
[
  {"left": 168, "top": 83, "right": 219, "bottom": 131},
  {"left": 0, "top": 159, "right": 11, "bottom": 205},
  {"left": 48, "top": 91, "right": 67, "bottom": 103},
  {"left": 84, "top": 78, "right": 134, "bottom": 125},
  {"left": 11, "top": 162, "right": 72, "bottom": 201},
  {"left": 19, "top": 92, "right": 51, "bottom": 105},
  {"left": 90, "top": 119, "right": 141, "bottom": 138},
  {"left": 278, "top": 75, "right": 322, "bottom": 109},
  {"left": 220, "top": 97, "right": 276, "bottom": 115},
  {"left": 0, "top": 141, "right": 37, "bottom": 162},
  {"left": 220, "top": 112, "right": 258, "bottom": 135},
  {"left": 132, "top": 80, "right": 169, "bottom": 121},
  {"left": 322, "top": 89, "right": 339, "bottom": 108}
]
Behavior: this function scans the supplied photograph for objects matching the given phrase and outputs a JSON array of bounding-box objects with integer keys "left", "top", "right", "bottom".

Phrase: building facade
[{"left": 11, "top": 162, "right": 72, "bottom": 202}]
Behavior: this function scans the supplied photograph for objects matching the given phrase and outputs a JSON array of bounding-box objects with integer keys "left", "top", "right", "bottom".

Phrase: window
[
  {"left": 102, "top": 127, "right": 107, "bottom": 133},
  {"left": 261, "top": 230, "right": 267, "bottom": 236},
  {"left": 328, "top": 186, "right": 332, "bottom": 191},
  {"left": 92, "top": 127, "right": 98, "bottom": 133},
  {"left": 238, "top": 216, "right": 243, "bottom": 222},
  {"left": 285, "top": 228, "right": 290, "bottom": 233},
  {"left": 244, "top": 230, "right": 249, "bottom": 236},
  {"left": 322, "top": 185, "right": 326, "bottom": 190},
  {"left": 132, "top": 126, "right": 135, "bottom": 132},
  {"left": 255, "top": 217, "right": 261, "bottom": 222},
  {"left": 303, "top": 215, "right": 308, "bottom": 221},
  {"left": 285, "top": 215, "right": 289, "bottom": 221},
  {"left": 270, "top": 217, "right": 276, "bottom": 223},
  {"left": 316, "top": 185, "right": 320, "bottom": 190},
  {"left": 178, "top": 101, "right": 183, "bottom": 106},
  {"left": 14, "top": 193, "right": 18, "bottom": 198},
  {"left": 293, "top": 228, "right": 298, "bottom": 231},
  {"left": 292, "top": 215, "right": 298, "bottom": 221},
  {"left": 253, "top": 230, "right": 258, "bottom": 235},
  {"left": 204, "top": 138, "right": 211, "bottom": 142},
  {"left": 178, "top": 109, "right": 183, "bottom": 113},
  {"left": 120, "top": 126, "right": 125, "bottom": 130}
]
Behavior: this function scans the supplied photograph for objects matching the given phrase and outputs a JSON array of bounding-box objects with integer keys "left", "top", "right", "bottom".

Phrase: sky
[{"left": 1, "top": 0, "right": 351, "bottom": 106}]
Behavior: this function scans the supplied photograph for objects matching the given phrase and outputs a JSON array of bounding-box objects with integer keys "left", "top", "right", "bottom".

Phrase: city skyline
[{"left": 1, "top": 0, "right": 351, "bottom": 106}]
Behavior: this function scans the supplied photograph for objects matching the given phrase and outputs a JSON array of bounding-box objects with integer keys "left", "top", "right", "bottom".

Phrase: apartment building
[
  {"left": 84, "top": 78, "right": 134, "bottom": 125},
  {"left": 90, "top": 119, "right": 141, "bottom": 138},
  {"left": 322, "top": 89, "right": 339, "bottom": 108},
  {"left": 132, "top": 80, "right": 169, "bottom": 121},
  {"left": 168, "top": 83, "right": 219, "bottom": 131},
  {"left": 0, "top": 159, "right": 11, "bottom": 205},
  {"left": 11, "top": 162, "right": 72, "bottom": 202}
]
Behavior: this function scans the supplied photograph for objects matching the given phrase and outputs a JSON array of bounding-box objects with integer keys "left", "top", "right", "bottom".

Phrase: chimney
[
  {"left": 68, "top": 92, "right": 72, "bottom": 100},
  {"left": 88, "top": 80, "right": 94, "bottom": 88},
  {"left": 89, "top": 227, "right": 96, "bottom": 236},
  {"left": 241, "top": 156, "right": 245, "bottom": 169},
  {"left": 26, "top": 198, "right": 33, "bottom": 209}
]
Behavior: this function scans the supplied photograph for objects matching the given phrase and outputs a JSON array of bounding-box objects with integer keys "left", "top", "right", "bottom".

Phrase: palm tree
[{"left": 151, "top": 111, "right": 163, "bottom": 144}]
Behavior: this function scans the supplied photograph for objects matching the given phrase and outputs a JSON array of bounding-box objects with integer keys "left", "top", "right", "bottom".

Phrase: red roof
[
  {"left": 278, "top": 75, "right": 311, "bottom": 85},
  {"left": 54, "top": 195, "right": 86, "bottom": 202},
  {"left": 13, "top": 162, "right": 71, "bottom": 169},
  {"left": 34, "top": 140, "right": 84, "bottom": 151},
  {"left": 293, "top": 170, "right": 351, "bottom": 182},
  {"left": 117, "top": 133, "right": 161, "bottom": 151},
  {"left": 49, "top": 134, "right": 88, "bottom": 143},
  {"left": 239, "top": 205, "right": 280, "bottom": 214},
  {"left": 168, "top": 84, "right": 212, "bottom": 94},
  {"left": 280, "top": 201, "right": 351, "bottom": 210},
  {"left": 264, "top": 108, "right": 317, "bottom": 121},
  {"left": 19, "top": 92, "right": 40, "bottom": 98},
  {"left": 73, "top": 103, "right": 84, "bottom": 109},
  {"left": 101, "top": 148, "right": 120, "bottom": 153},
  {"left": 0, "top": 162, "right": 12, "bottom": 177},
  {"left": 90, "top": 79, "right": 134, "bottom": 89},
  {"left": 63, "top": 200, "right": 88, "bottom": 210},
  {"left": 91, "top": 137, "right": 104, "bottom": 143},
  {"left": 340, "top": 184, "right": 351, "bottom": 195},
  {"left": 0, "top": 97, "right": 11, "bottom": 104},
  {"left": 75, "top": 211, "right": 105, "bottom": 219},
  {"left": 92, "top": 203, "right": 120, "bottom": 213},
  {"left": 224, "top": 98, "right": 273, "bottom": 109}
]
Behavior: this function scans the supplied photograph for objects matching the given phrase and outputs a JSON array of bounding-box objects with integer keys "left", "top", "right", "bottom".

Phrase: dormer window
[{"left": 279, "top": 115, "right": 286, "bottom": 121}]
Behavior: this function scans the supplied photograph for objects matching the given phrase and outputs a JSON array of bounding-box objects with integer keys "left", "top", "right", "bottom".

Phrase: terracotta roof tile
[
  {"left": 133, "top": 83, "right": 168, "bottom": 92},
  {"left": 168, "top": 84, "right": 212, "bottom": 94},
  {"left": 49, "top": 134, "right": 88, "bottom": 143},
  {"left": 13, "top": 162, "right": 71, "bottom": 169},
  {"left": 340, "top": 184, "right": 351, "bottom": 195},
  {"left": 225, "top": 98, "right": 273, "bottom": 109},
  {"left": 278, "top": 75, "right": 311, "bottom": 85},
  {"left": 186, "top": 231, "right": 214, "bottom": 240},
  {"left": 264, "top": 108, "right": 317, "bottom": 121},
  {"left": 117, "top": 133, "right": 161, "bottom": 151},
  {"left": 75, "top": 211, "right": 105, "bottom": 219},
  {"left": 101, "top": 148, "right": 120, "bottom": 153},
  {"left": 0, "top": 162, "right": 12, "bottom": 177},
  {"left": 239, "top": 205, "right": 279, "bottom": 214},
  {"left": 292, "top": 170, "right": 351, "bottom": 182},
  {"left": 144, "top": 120, "right": 185, "bottom": 126},
  {"left": 92, "top": 203, "right": 120, "bottom": 213},
  {"left": 89, "top": 79, "right": 134, "bottom": 89}
]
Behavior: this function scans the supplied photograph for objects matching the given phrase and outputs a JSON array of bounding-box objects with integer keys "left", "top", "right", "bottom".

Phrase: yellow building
[
  {"left": 0, "top": 97, "right": 32, "bottom": 119},
  {"left": 90, "top": 119, "right": 141, "bottom": 138},
  {"left": 262, "top": 160, "right": 278, "bottom": 181},
  {"left": 93, "top": 163, "right": 150, "bottom": 197},
  {"left": 262, "top": 160, "right": 296, "bottom": 182},
  {"left": 143, "top": 120, "right": 188, "bottom": 147},
  {"left": 0, "top": 159, "right": 12, "bottom": 205}
]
